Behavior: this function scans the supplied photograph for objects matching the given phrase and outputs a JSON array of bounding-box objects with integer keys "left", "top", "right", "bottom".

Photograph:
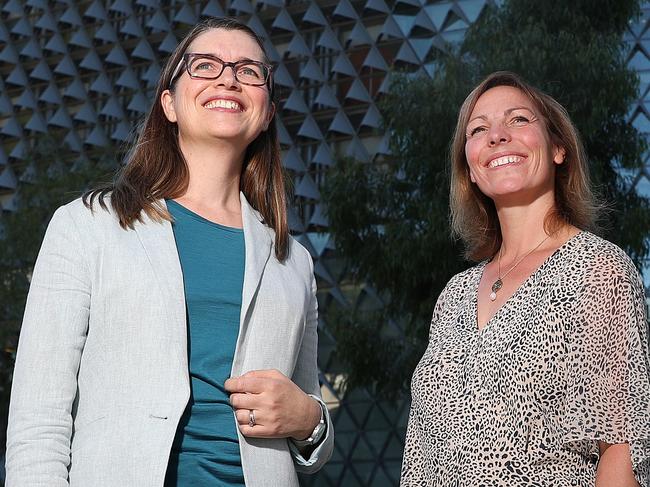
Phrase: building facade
[{"left": 1, "top": 1, "right": 649, "bottom": 485}]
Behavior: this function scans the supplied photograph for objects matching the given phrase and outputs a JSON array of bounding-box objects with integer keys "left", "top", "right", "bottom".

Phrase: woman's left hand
[{"left": 225, "top": 369, "right": 321, "bottom": 440}]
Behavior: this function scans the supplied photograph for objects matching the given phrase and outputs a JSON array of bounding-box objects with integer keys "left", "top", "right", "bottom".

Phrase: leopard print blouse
[{"left": 401, "top": 231, "right": 650, "bottom": 486}]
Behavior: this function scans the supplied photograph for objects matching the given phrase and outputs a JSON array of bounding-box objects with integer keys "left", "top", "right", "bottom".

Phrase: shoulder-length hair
[
  {"left": 449, "top": 71, "right": 599, "bottom": 261},
  {"left": 84, "top": 17, "right": 289, "bottom": 260}
]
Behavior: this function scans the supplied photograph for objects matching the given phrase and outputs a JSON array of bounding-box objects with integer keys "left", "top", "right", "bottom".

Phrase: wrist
[{"left": 291, "top": 398, "right": 326, "bottom": 445}]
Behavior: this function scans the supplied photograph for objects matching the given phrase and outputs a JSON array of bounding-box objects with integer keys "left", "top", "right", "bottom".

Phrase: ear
[
  {"left": 263, "top": 101, "right": 276, "bottom": 132},
  {"left": 469, "top": 169, "right": 476, "bottom": 183},
  {"left": 160, "top": 89, "right": 177, "bottom": 123},
  {"left": 553, "top": 145, "right": 566, "bottom": 165}
]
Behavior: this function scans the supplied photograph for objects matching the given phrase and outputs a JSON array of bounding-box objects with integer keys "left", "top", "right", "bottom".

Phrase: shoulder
[
  {"left": 569, "top": 231, "right": 642, "bottom": 285},
  {"left": 286, "top": 235, "right": 315, "bottom": 274}
]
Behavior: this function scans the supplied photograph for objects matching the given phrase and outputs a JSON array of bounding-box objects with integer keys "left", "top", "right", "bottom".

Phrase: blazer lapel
[
  {"left": 239, "top": 192, "right": 273, "bottom": 323},
  {"left": 133, "top": 202, "right": 188, "bottom": 372}
]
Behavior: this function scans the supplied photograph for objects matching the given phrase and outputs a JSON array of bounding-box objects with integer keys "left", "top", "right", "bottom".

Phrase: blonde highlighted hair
[{"left": 450, "top": 71, "right": 599, "bottom": 261}]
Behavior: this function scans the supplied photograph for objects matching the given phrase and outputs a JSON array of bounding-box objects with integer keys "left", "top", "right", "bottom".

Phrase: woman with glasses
[{"left": 6, "top": 17, "right": 333, "bottom": 487}]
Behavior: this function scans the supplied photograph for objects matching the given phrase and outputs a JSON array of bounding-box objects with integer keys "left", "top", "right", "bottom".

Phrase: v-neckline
[{"left": 472, "top": 231, "right": 584, "bottom": 333}]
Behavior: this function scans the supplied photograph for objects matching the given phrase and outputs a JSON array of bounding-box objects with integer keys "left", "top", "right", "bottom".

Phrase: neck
[
  {"left": 177, "top": 136, "right": 244, "bottom": 210},
  {"left": 495, "top": 191, "right": 558, "bottom": 260}
]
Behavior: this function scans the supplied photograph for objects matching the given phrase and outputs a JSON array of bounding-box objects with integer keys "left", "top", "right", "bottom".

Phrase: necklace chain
[{"left": 490, "top": 235, "right": 551, "bottom": 301}]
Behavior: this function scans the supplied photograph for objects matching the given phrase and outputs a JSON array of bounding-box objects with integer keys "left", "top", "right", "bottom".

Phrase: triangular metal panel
[
  {"left": 60, "top": 5, "right": 83, "bottom": 26},
  {"left": 346, "top": 136, "right": 370, "bottom": 161},
  {"left": 9, "top": 138, "right": 26, "bottom": 159},
  {"left": 313, "top": 142, "right": 334, "bottom": 166},
  {"left": 26, "top": 112, "right": 47, "bottom": 133},
  {"left": 346, "top": 78, "right": 371, "bottom": 102},
  {"left": 90, "top": 72, "right": 113, "bottom": 95},
  {"left": 295, "top": 173, "right": 321, "bottom": 199},
  {"left": 303, "top": 3, "right": 328, "bottom": 26},
  {"left": 272, "top": 63, "right": 295, "bottom": 88},
  {"left": 348, "top": 21, "right": 373, "bottom": 47},
  {"left": 20, "top": 38, "right": 43, "bottom": 59},
  {"left": 30, "top": 60, "right": 52, "bottom": 81},
  {"left": 111, "top": 121, "right": 133, "bottom": 142},
  {"left": 127, "top": 91, "right": 150, "bottom": 114},
  {"left": 317, "top": 27, "right": 343, "bottom": 51},
  {"left": 0, "top": 44, "right": 19, "bottom": 63},
  {"left": 106, "top": 45, "right": 129, "bottom": 66},
  {"left": 409, "top": 38, "right": 433, "bottom": 62},
  {"left": 414, "top": 8, "right": 437, "bottom": 33},
  {"left": 100, "top": 96, "right": 126, "bottom": 119},
  {"left": 363, "top": 46, "right": 389, "bottom": 71},
  {"left": 423, "top": 4, "right": 451, "bottom": 31},
  {"left": 64, "top": 130, "right": 83, "bottom": 152},
  {"left": 63, "top": 77, "right": 87, "bottom": 100},
  {"left": 314, "top": 84, "right": 340, "bottom": 109},
  {"left": 109, "top": 0, "right": 133, "bottom": 14},
  {"left": 395, "top": 41, "right": 420, "bottom": 65},
  {"left": 276, "top": 119, "right": 292, "bottom": 146},
  {"left": 380, "top": 16, "right": 404, "bottom": 40},
  {"left": 121, "top": 15, "right": 145, "bottom": 37},
  {"left": 456, "top": 0, "right": 487, "bottom": 23},
  {"left": 175, "top": 4, "right": 198, "bottom": 24},
  {"left": 141, "top": 63, "right": 162, "bottom": 86},
  {"left": 69, "top": 28, "right": 93, "bottom": 48},
  {"left": 332, "top": 52, "right": 357, "bottom": 76},
  {"left": 159, "top": 32, "right": 178, "bottom": 54},
  {"left": 0, "top": 93, "right": 13, "bottom": 114},
  {"left": 287, "top": 205, "right": 304, "bottom": 233},
  {"left": 95, "top": 22, "right": 118, "bottom": 43},
  {"left": 364, "top": 0, "right": 390, "bottom": 14},
  {"left": 16, "top": 88, "right": 37, "bottom": 109},
  {"left": 2, "top": 0, "right": 23, "bottom": 15},
  {"left": 35, "top": 11, "right": 57, "bottom": 31},
  {"left": 282, "top": 146, "right": 307, "bottom": 172},
  {"left": 0, "top": 166, "right": 17, "bottom": 189},
  {"left": 328, "top": 110, "right": 355, "bottom": 135},
  {"left": 80, "top": 50, "right": 104, "bottom": 71},
  {"left": 230, "top": 0, "right": 254, "bottom": 14},
  {"left": 84, "top": 0, "right": 107, "bottom": 20},
  {"left": 74, "top": 102, "right": 98, "bottom": 123},
  {"left": 333, "top": 0, "right": 358, "bottom": 20},
  {"left": 297, "top": 115, "right": 324, "bottom": 140},
  {"left": 201, "top": 0, "right": 226, "bottom": 17},
  {"left": 393, "top": 15, "right": 416, "bottom": 37},
  {"left": 45, "top": 33, "right": 67, "bottom": 54},
  {"left": 300, "top": 58, "right": 324, "bottom": 82},
  {"left": 116, "top": 68, "right": 140, "bottom": 89},
  {"left": 11, "top": 17, "right": 33, "bottom": 36},
  {"left": 309, "top": 205, "right": 329, "bottom": 227},
  {"left": 85, "top": 125, "right": 110, "bottom": 147},
  {"left": 361, "top": 103, "right": 382, "bottom": 128},
  {"left": 286, "top": 34, "right": 312, "bottom": 57},
  {"left": 48, "top": 107, "right": 73, "bottom": 128},
  {"left": 283, "top": 90, "right": 310, "bottom": 114},
  {"left": 146, "top": 10, "right": 171, "bottom": 32},
  {"left": 132, "top": 39, "right": 156, "bottom": 60},
  {"left": 6, "top": 65, "right": 28, "bottom": 86},
  {"left": 272, "top": 9, "right": 297, "bottom": 32},
  {"left": 1, "top": 117, "right": 23, "bottom": 137}
]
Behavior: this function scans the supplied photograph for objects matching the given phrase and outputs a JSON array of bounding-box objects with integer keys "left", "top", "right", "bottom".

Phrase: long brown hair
[
  {"left": 449, "top": 71, "right": 600, "bottom": 261},
  {"left": 84, "top": 17, "right": 289, "bottom": 260}
]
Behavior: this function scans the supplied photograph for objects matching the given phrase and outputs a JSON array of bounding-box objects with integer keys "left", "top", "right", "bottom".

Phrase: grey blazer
[{"left": 6, "top": 193, "right": 333, "bottom": 486}]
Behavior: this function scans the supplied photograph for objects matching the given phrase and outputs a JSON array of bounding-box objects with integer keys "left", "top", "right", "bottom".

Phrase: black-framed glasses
[{"left": 170, "top": 53, "right": 273, "bottom": 88}]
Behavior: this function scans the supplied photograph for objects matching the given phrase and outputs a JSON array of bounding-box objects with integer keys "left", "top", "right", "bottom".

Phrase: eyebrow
[
  {"left": 191, "top": 53, "right": 263, "bottom": 64},
  {"left": 467, "top": 105, "right": 536, "bottom": 125}
]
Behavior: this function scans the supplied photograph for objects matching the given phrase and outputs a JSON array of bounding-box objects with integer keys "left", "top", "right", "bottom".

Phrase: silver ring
[{"left": 248, "top": 409, "right": 256, "bottom": 427}]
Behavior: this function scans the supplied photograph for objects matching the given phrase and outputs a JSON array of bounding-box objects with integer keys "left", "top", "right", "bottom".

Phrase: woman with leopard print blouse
[{"left": 401, "top": 71, "right": 650, "bottom": 486}]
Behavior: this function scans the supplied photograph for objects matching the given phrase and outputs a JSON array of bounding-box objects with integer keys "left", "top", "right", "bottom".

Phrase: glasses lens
[
  {"left": 235, "top": 63, "right": 267, "bottom": 85},
  {"left": 189, "top": 57, "right": 223, "bottom": 77}
]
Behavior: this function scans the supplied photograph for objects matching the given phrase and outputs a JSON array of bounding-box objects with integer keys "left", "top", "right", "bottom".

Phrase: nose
[
  {"left": 487, "top": 124, "right": 511, "bottom": 146},
  {"left": 214, "top": 65, "right": 240, "bottom": 89}
]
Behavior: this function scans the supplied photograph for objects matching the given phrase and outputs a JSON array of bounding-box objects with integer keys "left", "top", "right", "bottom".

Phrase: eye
[
  {"left": 237, "top": 64, "right": 263, "bottom": 79},
  {"left": 468, "top": 126, "right": 487, "bottom": 137},
  {"left": 509, "top": 115, "right": 530, "bottom": 126},
  {"left": 194, "top": 59, "right": 219, "bottom": 71}
]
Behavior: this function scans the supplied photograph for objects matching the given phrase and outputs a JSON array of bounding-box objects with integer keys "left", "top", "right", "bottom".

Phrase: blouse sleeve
[{"left": 562, "top": 251, "right": 650, "bottom": 486}]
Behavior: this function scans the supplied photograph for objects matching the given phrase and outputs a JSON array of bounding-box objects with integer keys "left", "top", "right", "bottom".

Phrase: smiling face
[
  {"left": 160, "top": 28, "right": 275, "bottom": 149},
  {"left": 464, "top": 85, "right": 565, "bottom": 203}
]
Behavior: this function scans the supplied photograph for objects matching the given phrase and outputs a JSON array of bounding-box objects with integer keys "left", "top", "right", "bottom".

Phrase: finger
[
  {"left": 240, "top": 369, "right": 285, "bottom": 380},
  {"left": 224, "top": 376, "right": 269, "bottom": 394},
  {"left": 234, "top": 408, "right": 263, "bottom": 427},
  {"left": 229, "top": 392, "right": 261, "bottom": 410}
]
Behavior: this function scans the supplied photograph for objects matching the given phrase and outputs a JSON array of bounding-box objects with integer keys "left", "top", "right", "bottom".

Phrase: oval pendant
[
  {"left": 489, "top": 291, "right": 497, "bottom": 301},
  {"left": 491, "top": 279, "right": 503, "bottom": 293}
]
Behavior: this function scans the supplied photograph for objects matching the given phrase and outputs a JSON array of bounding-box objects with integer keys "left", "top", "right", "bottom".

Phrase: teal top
[{"left": 164, "top": 199, "right": 246, "bottom": 487}]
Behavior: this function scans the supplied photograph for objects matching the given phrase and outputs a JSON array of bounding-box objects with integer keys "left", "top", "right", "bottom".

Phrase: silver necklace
[{"left": 490, "top": 235, "right": 551, "bottom": 301}]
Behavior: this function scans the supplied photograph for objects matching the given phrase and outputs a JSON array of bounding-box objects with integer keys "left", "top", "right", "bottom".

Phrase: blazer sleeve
[
  {"left": 5, "top": 205, "right": 91, "bottom": 487},
  {"left": 287, "top": 251, "right": 334, "bottom": 473}
]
